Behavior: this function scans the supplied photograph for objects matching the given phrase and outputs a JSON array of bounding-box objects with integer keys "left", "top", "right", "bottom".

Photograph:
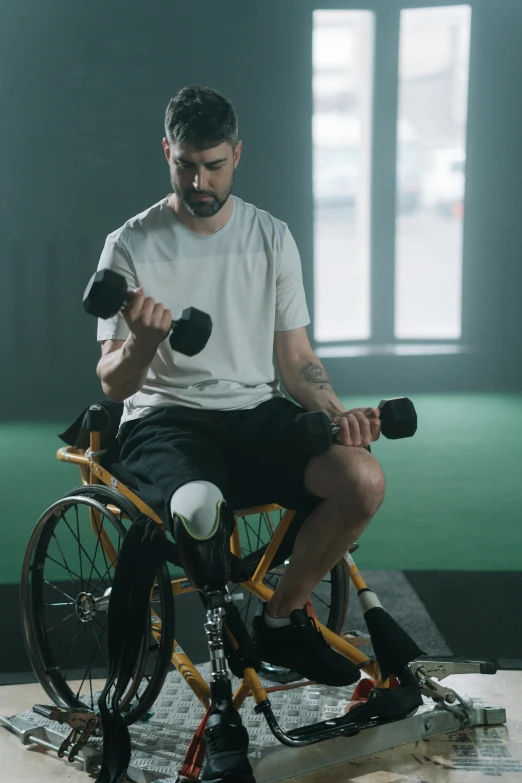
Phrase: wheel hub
[
  {"left": 76, "top": 592, "right": 95, "bottom": 622},
  {"left": 75, "top": 588, "right": 112, "bottom": 622}
]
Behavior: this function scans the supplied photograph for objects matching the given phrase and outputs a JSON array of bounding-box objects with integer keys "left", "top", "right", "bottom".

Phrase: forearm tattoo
[{"left": 298, "top": 362, "right": 334, "bottom": 392}]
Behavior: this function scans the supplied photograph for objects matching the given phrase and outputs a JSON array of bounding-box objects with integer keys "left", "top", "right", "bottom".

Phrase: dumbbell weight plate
[
  {"left": 292, "top": 410, "right": 332, "bottom": 455},
  {"left": 170, "top": 308, "right": 213, "bottom": 356},
  {"left": 83, "top": 270, "right": 128, "bottom": 319},
  {"left": 378, "top": 398, "right": 417, "bottom": 439}
]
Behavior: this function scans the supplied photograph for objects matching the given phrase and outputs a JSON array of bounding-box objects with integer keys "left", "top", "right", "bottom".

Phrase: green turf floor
[{"left": 1, "top": 393, "right": 521, "bottom": 584}]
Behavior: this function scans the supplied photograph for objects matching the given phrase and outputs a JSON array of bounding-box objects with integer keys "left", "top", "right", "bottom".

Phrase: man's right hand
[{"left": 122, "top": 287, "right": 173, "bottom": 350}]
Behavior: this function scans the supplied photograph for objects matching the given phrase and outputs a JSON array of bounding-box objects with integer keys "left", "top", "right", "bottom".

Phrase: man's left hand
[{"left": 332, "top": 408, "right": 381, "bottom": 448}]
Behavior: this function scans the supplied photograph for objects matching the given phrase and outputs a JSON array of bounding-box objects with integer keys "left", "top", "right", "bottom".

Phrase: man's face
[{"left": 163, "top": 139, "right": 242, "bottom": 218}]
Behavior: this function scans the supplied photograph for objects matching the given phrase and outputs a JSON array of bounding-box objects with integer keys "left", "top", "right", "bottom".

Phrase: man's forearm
[
  {"left": 97, "top": 335, "right": 157, "bottom": 402},
  {"left": 279, "top": 355, "right": 347, "bottom": 420}
]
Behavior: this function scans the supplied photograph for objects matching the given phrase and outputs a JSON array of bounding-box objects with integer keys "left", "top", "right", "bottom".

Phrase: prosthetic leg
[{"left": 172, "top": 499, "right": 256, "bottom": 783}]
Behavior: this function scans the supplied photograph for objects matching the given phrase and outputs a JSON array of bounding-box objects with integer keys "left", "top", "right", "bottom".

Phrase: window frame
[{"left": 311, "top": 0, "right": 474, "bottom": 358}]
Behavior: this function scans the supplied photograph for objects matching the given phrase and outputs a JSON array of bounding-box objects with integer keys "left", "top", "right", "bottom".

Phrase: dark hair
[{"left": 164, "top": 85, "right": 239, "bottom": 151}]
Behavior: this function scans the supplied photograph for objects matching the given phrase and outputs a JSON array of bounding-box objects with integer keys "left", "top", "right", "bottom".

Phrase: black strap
[
  {"left": 222, "top": 602, "right": 262, "bottom": 677},
  {"left": 95, "top": 516, "right": 172, "bottom": 783}
]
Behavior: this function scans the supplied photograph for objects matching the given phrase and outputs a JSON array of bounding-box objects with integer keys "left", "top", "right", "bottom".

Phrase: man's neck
[{"left": 167, "top": 194, "right": 233, "bottom": 236}]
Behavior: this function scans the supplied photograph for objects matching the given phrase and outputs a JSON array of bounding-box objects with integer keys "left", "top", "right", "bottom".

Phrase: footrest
[
  {"left": 257, "top": 683, "right": 424, "bottom": 747},
  {"left": 346, "top": 683, "right": 423, "bottom": 722},
  {"left": 286, "top": 713, "right": 363, "bottom": 743}
]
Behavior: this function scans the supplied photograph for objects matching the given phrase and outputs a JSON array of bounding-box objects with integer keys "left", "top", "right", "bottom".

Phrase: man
[{"left": 95, "top": 83, "right": 385, "bottom": 768}]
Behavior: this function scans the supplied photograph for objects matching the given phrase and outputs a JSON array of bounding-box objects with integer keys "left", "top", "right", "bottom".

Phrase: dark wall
[{"left": 1, "top": 0, "right": 521, "bottom": 419}]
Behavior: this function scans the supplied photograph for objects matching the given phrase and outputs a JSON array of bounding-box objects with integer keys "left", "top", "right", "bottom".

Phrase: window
[
  {"left": 312, "top": 5, "right": 472, "bottom": 350},
  {"left": 312, "top": 10, "right": 375, "bottom": 342},
  {"left": 395, "top": 5, "right": 471, "bottom": 339}
]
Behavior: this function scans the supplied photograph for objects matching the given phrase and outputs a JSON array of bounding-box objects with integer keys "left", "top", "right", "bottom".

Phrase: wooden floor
[{"left": 1, "top": 671, "right": 521, "bottom": 782}]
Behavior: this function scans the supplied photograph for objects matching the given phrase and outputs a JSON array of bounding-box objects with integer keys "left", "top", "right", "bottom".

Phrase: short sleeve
[
  {"left": 95, "top": 235, "right": 138, "bottom": 343},
  {"left": 275, "top": 226, "right": 311, "bottom": 331}
]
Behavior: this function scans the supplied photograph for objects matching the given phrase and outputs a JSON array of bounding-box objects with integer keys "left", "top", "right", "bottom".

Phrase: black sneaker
[
  {"left": 201, "top": 708, "right": 256, "bottom": 783},
  {"left": 251, "top": 606, "right": 361, "bottom": 687}
]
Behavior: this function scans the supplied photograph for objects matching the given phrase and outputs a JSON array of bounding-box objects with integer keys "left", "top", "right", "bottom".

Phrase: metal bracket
[
  {"left": 409, "top": 660, "right": 496, "bottom": 728},
  {"left": 32, "top": 704, "right": 99, "bottom": 762},
  {"left": 410, "top": 659, "right": 496, "bottom": 680}
]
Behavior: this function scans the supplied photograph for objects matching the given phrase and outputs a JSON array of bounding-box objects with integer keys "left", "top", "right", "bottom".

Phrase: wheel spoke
[
  {"left": 86, "top": 514, "right": 105, "bottom": 588},
  {"left": 92, "top": 616, "right": 109, "bottom": 641},
  {"left": 75, "top": 504, "right": 84, "bottom": 593},
  {"left": 243, "top": 587, "right": 256, "bottom": 624},
  {"left": 45, "top": 610, "right": 78, "bottom": 634},
  {"left": 255, "top": 515, "right": 264, "bottom": 550},
  {"left": 43, "top": 579, "right": 76, "bottom": 604},
  {"left": 263, "top": 511, "right": 275, "bottom": 537},
  {"left": 44, "top": 555, "right": 83, "bottom": 586},
  {"left": 63, "top": 620, "right": 84, "bottom": 679},
  {"left": 75, "top": 624, "right": 98, "bottom": 704},
  {"left": 88, "top": 622, "right": 109, "bottom": 669},
  {"left": 90, "top": 552, "right": 119, "bottom": 596},
  {"left": 244, "top": 518, "right": 262, "bottom": 550},
  {"left": 49, "top": 535, "right": 80, "bottom": 594},
  {"left": 311, "top": 590, "right": 331, "bottom": 610},
  {"left": 59, "top": 511, "right": 108, "bottom": 590},
  {"left": 243, "top": 518, "right": 254, "bottom": 554},
  {"left": 87, "top": 642, "right": 95, "bottom": 710},
  {"left": 98, "top": 517, "right": 113, "bottom": 585}
]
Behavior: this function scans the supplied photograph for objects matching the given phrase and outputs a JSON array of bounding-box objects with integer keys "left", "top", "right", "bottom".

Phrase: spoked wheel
[
  {"left": 20, "top": 485, "right": 175, "bottom": 724},
  {"left": 229, "top": 508, "right": 350, "bottom": 683}
]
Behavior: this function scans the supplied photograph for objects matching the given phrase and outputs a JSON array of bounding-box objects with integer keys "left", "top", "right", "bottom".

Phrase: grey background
[{"left": 1, "top": 0, "right": 520, "bottom": 419}]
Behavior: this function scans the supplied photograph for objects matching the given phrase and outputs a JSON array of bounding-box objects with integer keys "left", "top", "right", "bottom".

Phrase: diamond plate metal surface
[{"left": 1, "top": 663, "right": 507, "bottom": 783}]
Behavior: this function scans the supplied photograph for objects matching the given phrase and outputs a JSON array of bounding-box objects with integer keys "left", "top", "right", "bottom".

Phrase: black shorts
[{"left": 116, "top": 396, "right": 322, "bottom": 527}]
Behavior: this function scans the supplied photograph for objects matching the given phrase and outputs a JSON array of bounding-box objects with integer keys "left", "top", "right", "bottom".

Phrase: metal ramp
[{"left": 0, "top": 663, "right": 508, "bottom": 783}]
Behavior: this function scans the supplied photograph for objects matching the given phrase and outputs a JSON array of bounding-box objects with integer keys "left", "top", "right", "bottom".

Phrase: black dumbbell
[
  {"left": 83, "top": 269, "right": 212, "bottom": 357},
  {"left": 293, "top": 397, "right": 417, "bottom": 455}
]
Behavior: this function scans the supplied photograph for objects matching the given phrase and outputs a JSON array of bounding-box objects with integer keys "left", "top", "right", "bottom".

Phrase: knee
[
  {"left": 342, "top": 456, "right": 385, "bottom": 517},
  {"left": 170, "top": 480, "right": 225, "bottom": 539}
]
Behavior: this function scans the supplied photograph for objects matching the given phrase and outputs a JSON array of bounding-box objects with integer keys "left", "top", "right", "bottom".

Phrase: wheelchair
[{"left": 19, "top": 401, "right": 497, "bottom": 782}]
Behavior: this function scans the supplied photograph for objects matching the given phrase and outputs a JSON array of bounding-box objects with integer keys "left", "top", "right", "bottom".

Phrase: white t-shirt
[{"left": 96, "top": 194, "right": 311, "bottom": 427}]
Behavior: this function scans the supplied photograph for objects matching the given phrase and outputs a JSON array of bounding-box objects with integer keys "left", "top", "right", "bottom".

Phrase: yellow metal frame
[{"left": 57, "top": 431, "right": 385, "bottom": 714}]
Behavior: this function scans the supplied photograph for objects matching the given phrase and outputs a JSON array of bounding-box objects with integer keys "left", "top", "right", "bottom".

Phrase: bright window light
[
  {"left": 395, "top": 5, "right": 472, "bottom": 339},
  {"left": 312, "top": 10, "right": 375, "bottom": 342}
]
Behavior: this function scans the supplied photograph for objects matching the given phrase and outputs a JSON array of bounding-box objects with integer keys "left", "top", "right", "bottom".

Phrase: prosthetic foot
[{"left": 201, "top": 680, "right": 255, "bottom": 782}]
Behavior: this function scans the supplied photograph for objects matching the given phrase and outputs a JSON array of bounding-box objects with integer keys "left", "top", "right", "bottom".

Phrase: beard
[{"left": 171, "top": 172, "right": 234, "bottom": 218}]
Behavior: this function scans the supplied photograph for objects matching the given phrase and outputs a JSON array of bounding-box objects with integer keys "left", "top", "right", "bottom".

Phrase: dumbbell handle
[
  {"left": 120, "top": 290, "right": 175, "bottom": 333},
  {"left": 83, "top": 269, "right": 213, "bottom": 357},
  {"left": 322, "top": 418, "right": 363, "bottom": 444},
  {"left": 119, "top": 290, "right": 211, "bottom": 356},
  {"left": 297, "top": 409, "right": 375, "bottom": 444},
  {"left": 293, "top": 398, "right": 417, "bottom": 456}
]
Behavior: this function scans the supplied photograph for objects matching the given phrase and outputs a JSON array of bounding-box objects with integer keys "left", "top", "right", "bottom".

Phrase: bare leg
[{"left": 265, "top": 487, "right": 381, "bottom": 619}]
